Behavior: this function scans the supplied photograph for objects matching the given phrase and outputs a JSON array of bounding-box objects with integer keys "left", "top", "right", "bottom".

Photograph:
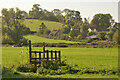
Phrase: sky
[{"left": 0, "top": 0, "right": 119, "bottom": 22}]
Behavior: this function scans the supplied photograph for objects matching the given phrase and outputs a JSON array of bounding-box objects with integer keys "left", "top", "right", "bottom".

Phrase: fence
[{"left": 29, "top": 40, "right": 61, "bottom": 65}]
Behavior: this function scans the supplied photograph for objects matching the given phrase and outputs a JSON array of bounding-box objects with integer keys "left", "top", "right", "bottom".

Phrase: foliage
[
  {"left": 28, "top": 4, "right": 42, "bottom": 19},
  {"left": 16, "top": 64, "right": 35, "bottom": 72},
  {"left": 98, "top": 32, "right": 106, "bottom": 40},
  {"left": 107, "top": 28, "right": 117, "bottom": 40},
  {"left": 2, "top": 8, "right": 30, "bottom": 45},
  {"left": 61, "top": 26, "right": 70, "bottom": 34},
  {"left": 87, "top": 31, "right": 97, "bottom": 36},
  {"left": 90, "top": 13, "right": 114, "bottom": 31},
  {"left": 70, "top": 29, "right": 80, "bottom": 38},
  {"left": 112, "top": 30, "right": 119, "bottom": 43},
  {"left": 57, "top": 34, "right": 69, "bottom": 40},
  {"left": 38, "top": 23, "right": 47, "bottom": 34},
  {"left": 80, "top": 21, "right": 89, "bottom": 38}
]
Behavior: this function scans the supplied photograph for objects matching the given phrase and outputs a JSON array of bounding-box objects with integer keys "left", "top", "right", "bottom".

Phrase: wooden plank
[
  {"left": 47, "top": 50, "right": 49, "bottom": 61},
  {"left": 31, "top": 51, "right": 44, "bottom": 53}
]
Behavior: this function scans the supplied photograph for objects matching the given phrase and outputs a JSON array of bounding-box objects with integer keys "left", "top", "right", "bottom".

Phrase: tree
[
  {"left": 66, "top": 19, "right": 74, "bottom": 27},
  {"left": 15, "top": 7, "right": 28, "bottom": 19},
  {"left": 52, "top": 9, "right": 65, "bottom": 22},
  {"left": 80, "top": 18, "right": 89, "bottom": 37},
  {"left": 52, "top": 9, "right": 62, "bottom": 16},
  {"left": 90, "top": 13, "right": 114, "bottom": 31},
  {"left": 70, "top": 29, "right": 80, "bottom": 39},
  {"left": 107, "top": 28, "right": 117, "bottom": 40},
  {"left": 61, "top": 26, "right": 70, "bottom": 34},
  {"left": 98, "top": 32, "right": 106, "bottom": 40},
  {"left": 112, "top": 30, "right": 119, "bottom": 43},
  {"left": 38, "top": 23, "right": 47, "bottom": 34},
  {"left": 2, "top": 8, "right": 30, "bottom": 45},
  {"left": 87, "top": 31, "right": 97, "bottom": 36},
  {"left": 63, "top": 9, "right": 82, "bottom": 21},
  {"left": 7, "top": 20, "right": 29, "bottom": 45},
  {"left": 29, "top": 4, "right": 42, "bottom": 19}
]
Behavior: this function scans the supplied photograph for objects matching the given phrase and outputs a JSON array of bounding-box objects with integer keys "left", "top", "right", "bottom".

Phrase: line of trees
[{"left": 1, "top": 4, "right": 119, "bottom": 45}]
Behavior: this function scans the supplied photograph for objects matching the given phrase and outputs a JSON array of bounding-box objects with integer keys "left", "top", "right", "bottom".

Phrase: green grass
[
  {"left": 2, "top": 47, "right": 118, "bottom": 78},
  {"left": 24, "top": 35, "right": 77, "bottom": 43},
  {"left": 21, "top": 19, "right": 64, "bottom": 31}
]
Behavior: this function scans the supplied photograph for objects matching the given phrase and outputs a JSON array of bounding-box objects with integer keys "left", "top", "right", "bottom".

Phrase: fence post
[
  {"left": 43, "top": 42, "right": 45, "bottom": 52},
  {"left": 58, "top": 50, "right": 61, "bottom": 62},
  {"left": 51, "top": 50, "right": 53, "bottom": 60},
  {"left": 47, "top": 50, "right": 49, "bottom": 61},
  {"left": 55, "top": 51, "right": 57, "bottom": 60},
  {"left": 29, "top": 40, "right": 31, "bottom": 63},
  {"left": 43, "top": 42, "right": 45, "bottom": 59}
]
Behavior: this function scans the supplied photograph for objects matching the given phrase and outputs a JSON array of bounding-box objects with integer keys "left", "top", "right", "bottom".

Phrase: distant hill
[{"left": 22, "top": 19, "right": 65, "bottom": 31}]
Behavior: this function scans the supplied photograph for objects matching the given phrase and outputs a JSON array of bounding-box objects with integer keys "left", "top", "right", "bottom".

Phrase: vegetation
[
  {"left": 2, "top": 47, "right": 118, "bottom": 78},
  {"left": 24, "top": 35, "right": 77, "bottom": 43},
  {"left": 1, "top": 3, "right": 119, "bottom": 79}
]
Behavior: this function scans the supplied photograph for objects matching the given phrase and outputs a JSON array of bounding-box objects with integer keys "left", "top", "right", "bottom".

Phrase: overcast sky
[{"left": 0, "top": 0, "right": 119, "bottom": 22}]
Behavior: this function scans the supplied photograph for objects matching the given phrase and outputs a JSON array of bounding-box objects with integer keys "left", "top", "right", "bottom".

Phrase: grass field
[
  {"left": 24, "top": 35, "right": 77, "bottom": 43},
  {"left": 21, "top": 19, "right": 64, "bottom": 31},
  {"left": 2, "top": 47, "right": 118, "bottom": 78}
]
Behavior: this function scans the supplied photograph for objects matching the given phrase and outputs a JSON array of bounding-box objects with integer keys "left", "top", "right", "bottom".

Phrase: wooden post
[
  {"left": 43, "top": 42, "right": 45, "bottom": 52},
  {"left": 55, "top": 51, "right": 57, "bottom": 60},
  {"left": 47, "top": 50, "right": 49, "bottom": 61},
  {"left": 29, "top": 40, "right": 31, "bottom": 63},
  {"left": 58, "top": 50, "right": 61, "bottom": 62},
  {"left": 43, "top": 42, "right": 45, "bottom": 59},
  {"left": 51, "top": 50, "right": 53, "bottom": 60}
]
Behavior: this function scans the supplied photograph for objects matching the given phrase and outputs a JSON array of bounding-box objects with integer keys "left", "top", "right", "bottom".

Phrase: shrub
[
  {"left": 87, "top": 31, "right": 97, "bottom": 36},
  {"left": 44, "top": 29, "right": 51, "bottom": 35},
  {"left": 16, "top": 63, "right": 35, "bottom": 72}
]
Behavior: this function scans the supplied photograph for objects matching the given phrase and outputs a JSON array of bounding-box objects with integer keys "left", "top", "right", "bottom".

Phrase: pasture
[
  {"left": 24, "top": 35, "right": 77, "bottom": 43},
  {"left": 2, "top": 47, "right": 118, "bottom": 78},
  {"left": 21, "top": 19, "right": 64, "bottom": 31}
]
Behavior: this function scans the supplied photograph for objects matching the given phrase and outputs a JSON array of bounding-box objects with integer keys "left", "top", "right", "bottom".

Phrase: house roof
[{"left": 86, "top": 34, "right": 98, "bottom": 39}]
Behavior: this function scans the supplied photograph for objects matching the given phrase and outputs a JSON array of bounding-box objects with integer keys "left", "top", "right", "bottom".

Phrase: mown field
[
  {"left": 2, "top": 47, "right": 118, "bottom": 78},
  {"left": 21, "top": 19, "right": 64, "bottom": 31},
  {"left": 24, "top": 35, "right": 77, "bottom": 43}
]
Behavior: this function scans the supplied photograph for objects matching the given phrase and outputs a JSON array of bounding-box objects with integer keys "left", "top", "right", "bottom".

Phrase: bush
[
  {"left": 87, "top": 38, "right": 94, "bottom": 43},
  {"left": 16, "top": 64, "right": 35, "bottom": 72},
  {"left": 41, "top": 61, "right": 59, "bottom": 70},
  {"left": 44, "top": 29, "right": 51, "bottom": 35},
  {"left": 19, "top": 38, "right": 28, "bottom": 45},
  {"left": 87, "top": 31, "right": 97, "bottom": 36},
  {"left": 58, "top": 34, "right": 69, "bottom": 40}
]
